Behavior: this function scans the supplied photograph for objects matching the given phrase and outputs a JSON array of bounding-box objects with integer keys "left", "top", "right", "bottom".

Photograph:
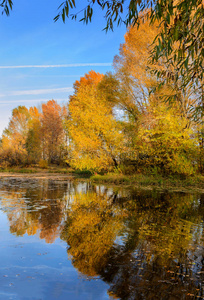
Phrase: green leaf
[
  {"left": 65, "top": 5, "right": 69, "bottom": 17},
  {"left": 62, "top": 9, "right": 65, "bottom": 22}
]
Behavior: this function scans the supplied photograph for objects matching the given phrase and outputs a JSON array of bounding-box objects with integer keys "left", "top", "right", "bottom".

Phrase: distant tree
[
  {"left": 6, "top": 105, "right": 30, "bottom": 138},
  {"left": 26, "top": 107, "right": 42, "bottom": 163},
  {"left": 0, "top": 106, "right": 30, "bottom": 165},
  {"left": 41, "top": 100, "right": 65, "bottom": 164}
]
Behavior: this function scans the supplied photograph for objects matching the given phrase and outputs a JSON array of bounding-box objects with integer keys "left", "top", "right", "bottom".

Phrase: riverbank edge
[
  {"left": 1, "top": 168, "right": 204, "bottom": 193},
  {"left": 90, "top": 173, "right": 204, "bottom": 193}
]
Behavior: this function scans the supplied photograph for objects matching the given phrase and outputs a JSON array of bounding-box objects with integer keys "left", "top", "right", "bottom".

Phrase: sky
[{"left": 0, "top": 0, "right": 127, "bottom": 136}]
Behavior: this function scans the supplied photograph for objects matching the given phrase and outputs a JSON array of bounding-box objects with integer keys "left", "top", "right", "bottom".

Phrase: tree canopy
[{"left": 67, "top": 70, "right": 124, "bottom": 170}]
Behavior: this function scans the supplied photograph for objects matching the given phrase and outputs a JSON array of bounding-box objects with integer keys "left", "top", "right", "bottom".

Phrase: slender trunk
[{"left": 112, "top": 157, "right": 118, "bottom": 168}]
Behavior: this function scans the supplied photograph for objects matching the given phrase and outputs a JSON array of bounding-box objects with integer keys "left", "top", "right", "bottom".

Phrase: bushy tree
[
  {"left": 0, "top": 106, "right": 30, "bottom": 166},
  {"left": 136, "top": 103, "right": 197, "bottom": 176},
  {"left": 67, "top": 71, "right": 124, "bottom": 171}
]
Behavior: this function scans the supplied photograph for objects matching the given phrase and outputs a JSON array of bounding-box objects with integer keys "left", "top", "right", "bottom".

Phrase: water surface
[{"left": 0, "top": 178, "right": 204, "bottom": 299}]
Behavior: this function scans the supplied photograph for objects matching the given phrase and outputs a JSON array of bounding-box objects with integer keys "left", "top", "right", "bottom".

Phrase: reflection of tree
[
  {"left": 62, "top": 188, "right": 204, "bottom": 299},
  {"left": 103, "top": 191, "right": 204, "bottom": 299},
  {"left": 0, "top": 179, "right": 68, "bottom": 243},
  {"left": 61, "top": 191, "right": 124, "bottom": 276},
  {"left": 123, "top": 191, "right": 201, "bottom": 263},
  {"left": 100, "top": 246, "right": 204, "bottom": 299},
  {"left": 24, "top": 180, "right": 67, "bottom": 243}
]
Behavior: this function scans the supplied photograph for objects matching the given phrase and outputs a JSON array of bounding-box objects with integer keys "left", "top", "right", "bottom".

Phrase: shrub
[{"left": 39, "top": 159, "right": 48, "bottom": 169}]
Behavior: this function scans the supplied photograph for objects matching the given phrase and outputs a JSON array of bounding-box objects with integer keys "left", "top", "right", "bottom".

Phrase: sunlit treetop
[{"left": 56, "top": 0, "right": 203, "bottom": 104}]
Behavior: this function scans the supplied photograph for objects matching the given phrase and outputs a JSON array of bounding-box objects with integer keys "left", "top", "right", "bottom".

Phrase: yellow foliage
[
  {"left": 67, "top": 71, "right": 124, "bottom": 171},
  {"left": 38, "top": 159, "right": 48, "bottom": 169},
  {"left": 137, "top": 103, "right": 197, "bottom": 175}
]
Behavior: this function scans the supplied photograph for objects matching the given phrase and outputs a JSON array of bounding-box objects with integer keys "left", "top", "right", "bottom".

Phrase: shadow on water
[{"left": 0, "top": 178, "right": 204, "bottom": 299}]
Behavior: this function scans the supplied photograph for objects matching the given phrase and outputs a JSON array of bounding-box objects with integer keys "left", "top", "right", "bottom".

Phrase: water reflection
[
  {"left": 0, "top": 179, "right": 68, "bottom": 243},
  {"left": 61, "top": 191, "right": 124, "bottom": 277},
  {"left": 0, "top": 178, "right": 204, "bottom": 299}
]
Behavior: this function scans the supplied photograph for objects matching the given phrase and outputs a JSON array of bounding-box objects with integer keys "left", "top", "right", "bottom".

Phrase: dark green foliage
[{"left": 0, "top": 0, "right": 13, "bottom": 15}]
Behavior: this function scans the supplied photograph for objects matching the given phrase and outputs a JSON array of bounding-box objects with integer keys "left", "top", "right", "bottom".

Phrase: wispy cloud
[
  {"left": 0, "top": 87, "right": 73, "bottom": 97},
  {"left": 0, "top": 63, "right": 112, "bottom": 69},
  {"left": 0, "top": 98, "right": 68, "bottom": 104}
]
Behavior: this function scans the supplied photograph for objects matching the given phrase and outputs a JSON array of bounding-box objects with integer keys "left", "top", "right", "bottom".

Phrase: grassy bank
[
  {"left": 0, "top": 166, "right": 71, "bottom": 174},
  {"left": 0, "top": 166, "right": 92, "bottom": 178},
  {"left": 90, "top": 173, "right": 204, "bottom": 192}
]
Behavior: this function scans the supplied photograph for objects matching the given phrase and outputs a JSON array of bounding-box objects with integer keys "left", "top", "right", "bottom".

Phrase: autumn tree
[
  {"left": 115, "top": 16, "right": 198, "bottom": 120},
  {"left": 66, "top": 70, "right": 124, "bottom": 171},
  {"left": 0, "top": 106, "right": 30, "bottom": 165},
  {"left": 112, "top": 16, "right": 199, "bottom": 170},
  {"left": 26, "top": 106, "right": 42, "bottom": 163},
  {"left": 0, "top": 101, "right": 68, "bottom": 167},
  {"left": 112, "top": 19, "right": 159, "bottom": 162},
  {"left": 41, "top": 100, "right": 65, "bottom": 164},
  {"left": 136, "top": 103, "right": 197, "bottom": 175},
  {"left": 97, "top": 72, "right": 139, "bottom": 122}
]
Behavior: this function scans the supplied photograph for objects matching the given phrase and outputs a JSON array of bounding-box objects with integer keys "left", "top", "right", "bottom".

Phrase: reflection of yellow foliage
[
  {"left": 108, "top": 290, "right": 120, "bottom": 299},
  {"left": 0, "top": 184, "right": 65, "bottom": 243},
  {"left": 138, "top": 215, "right": 193, "bottom": 262},
  {"left": 27, "top": 222, "right": 38, "bottom": 236},
  {"left": 39, "top": 226, "right": 61, "bottom": 244},
  {"left": 131, "top": 193, "right": 202, "bottom": 264},
  {"left": 62, "top": 192, "right": 124, "bottom": 276}
]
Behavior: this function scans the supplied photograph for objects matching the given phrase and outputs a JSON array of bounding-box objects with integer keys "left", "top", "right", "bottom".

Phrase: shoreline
[
  {"left": 90, "top": 173, "right": 204, "bottom": 194},
  {"left": 0, "top": 171, "right": 204, "bottom": 193},
  {"left": 0, "top": 172, "right": 74, "bottom": 180}
]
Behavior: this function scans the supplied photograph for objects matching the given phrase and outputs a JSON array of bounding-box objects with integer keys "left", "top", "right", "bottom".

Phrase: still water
[{"left": 0, "top": 177, "right": 204, "bottom": 300}]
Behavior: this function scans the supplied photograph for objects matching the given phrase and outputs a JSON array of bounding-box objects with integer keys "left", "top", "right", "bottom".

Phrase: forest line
[{"left": 0, "top": 17, "right": 203, "bottom": 177}]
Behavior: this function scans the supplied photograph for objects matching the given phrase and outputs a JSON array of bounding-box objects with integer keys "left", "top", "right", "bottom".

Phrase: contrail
[
  {"left": 0, "top": 98, "right": 68, "bottom": 104},
  {"left": 0, "top": 87, "right": 73, "bottom": 97},
  {"left": 0, "top": 63, "right": 112, "bottom": 69}
]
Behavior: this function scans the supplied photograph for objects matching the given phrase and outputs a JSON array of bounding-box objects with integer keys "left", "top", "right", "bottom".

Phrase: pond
[{"left": 0, "top": 177, "right": 204, "bottom": 300}]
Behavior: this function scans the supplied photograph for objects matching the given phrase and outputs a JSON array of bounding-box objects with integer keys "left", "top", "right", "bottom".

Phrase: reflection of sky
[{"left": 0, "top": 0, "right": 126, "bottom": 136}]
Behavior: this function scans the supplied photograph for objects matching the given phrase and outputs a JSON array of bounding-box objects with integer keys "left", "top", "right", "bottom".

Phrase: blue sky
[{"left": 0, "top": 0, "right": 127, "bottom": 136}]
